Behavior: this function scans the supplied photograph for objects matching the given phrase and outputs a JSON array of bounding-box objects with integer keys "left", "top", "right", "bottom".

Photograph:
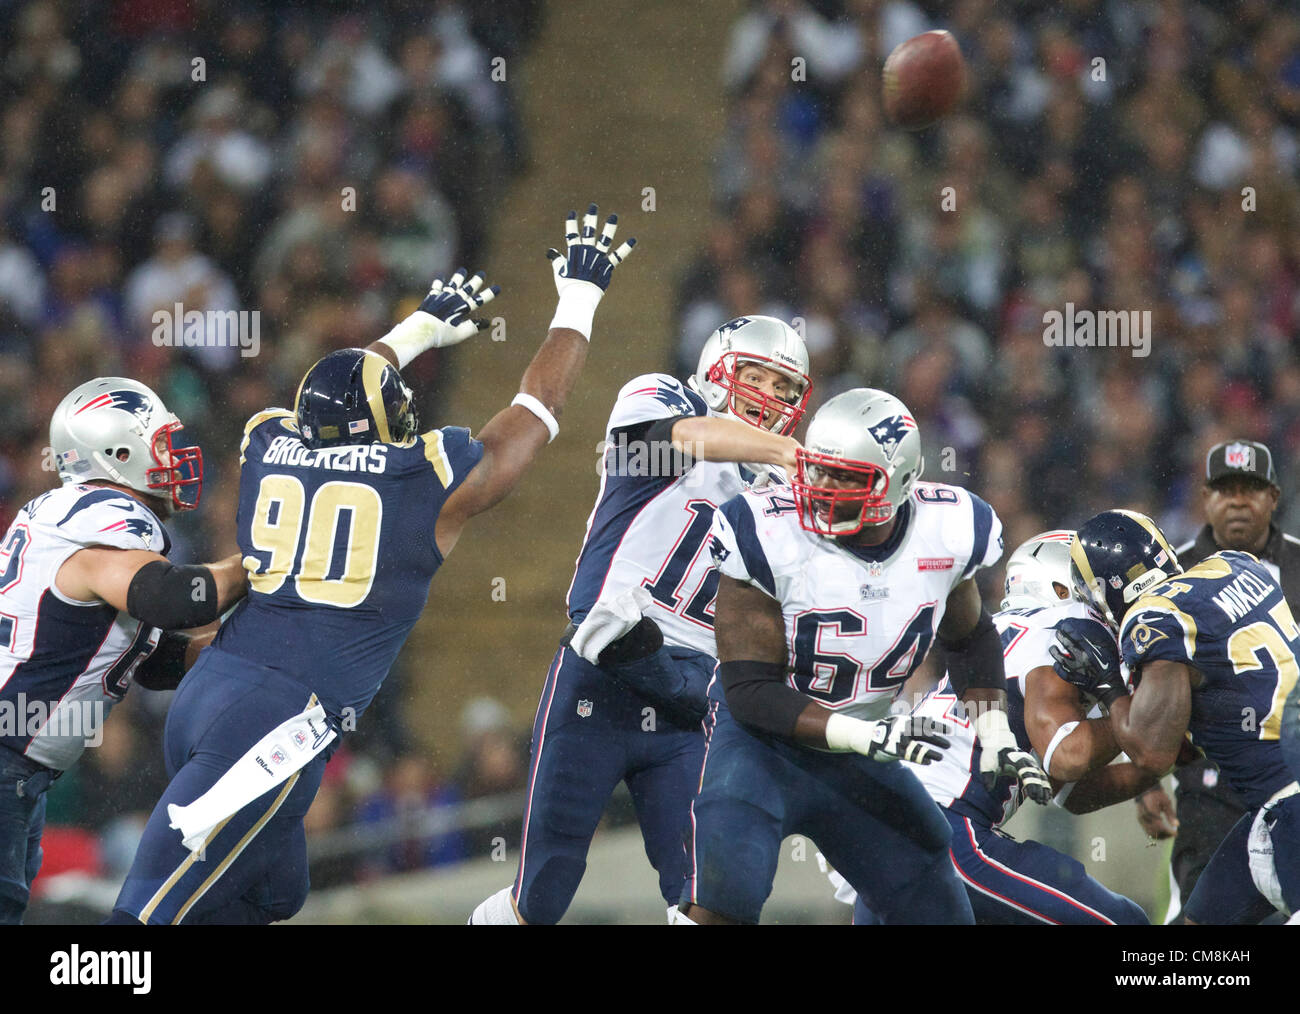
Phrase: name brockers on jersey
[{"left": 261, "top": 434, "right": 390, "bottom": 473}]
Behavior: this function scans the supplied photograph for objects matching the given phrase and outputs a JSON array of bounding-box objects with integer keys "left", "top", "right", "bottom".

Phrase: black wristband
[
  {"left": 718, "top": 659, "right": 807, "bottom": 740},
  {"left": 133, "top": 631, "right": 189, "bottom": 690},
  {"left": 937, "top": 608, "right": 1007, "bottom": 694},
  {"left": 126, "top": 560, "right": 219, "bottom": 630}
]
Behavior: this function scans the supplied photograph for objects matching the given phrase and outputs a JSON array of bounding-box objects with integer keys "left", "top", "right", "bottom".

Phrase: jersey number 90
[{"left": 245, "top": 476, "right": 382, "bottom": 608}]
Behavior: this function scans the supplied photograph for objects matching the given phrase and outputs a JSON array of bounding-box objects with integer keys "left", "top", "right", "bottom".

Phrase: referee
[{"left": 1135, "top": 439, "right": 1300, "bottom": 922}]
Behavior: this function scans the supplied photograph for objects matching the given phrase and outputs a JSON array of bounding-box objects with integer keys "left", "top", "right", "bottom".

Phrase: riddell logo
[{"left": 917, "top": 557, "right": 954, "bottom": 571}]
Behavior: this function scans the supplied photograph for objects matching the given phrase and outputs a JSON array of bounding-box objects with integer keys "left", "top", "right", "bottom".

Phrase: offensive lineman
[
  {"left": 107, "top": 204, "right": 635, "bottom": 924},
  {"left": 881, "top": 530, "right": 1148, "bottom": 924},
  {"left": 0, "top": 379, "right": 246, "bottom": 922},
  {"left": 473, "top": 314, "right": 815, "bottom": 925},
  {"left": 1054, "top": 509, "right": 1300, "bottom": 923},
  {"left": 677, "top": 388, "right": 1050, "bottom": 924}
]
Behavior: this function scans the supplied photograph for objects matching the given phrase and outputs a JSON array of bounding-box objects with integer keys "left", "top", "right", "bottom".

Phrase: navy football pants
[
  {"left": 1184, "top": 793, "right": 1300, "bottom": 924},
  {"left": 919, "top": 810, "right": 1148, "bottom": 925},
  {"left": 512, "top": 645, "right": 709, "bottom": 924},
  {"left": 110, "top": 649, "right": 331, "bottom": 924},
  {"left": 683, "top": 695, "right": 974, "bottom": 924}
]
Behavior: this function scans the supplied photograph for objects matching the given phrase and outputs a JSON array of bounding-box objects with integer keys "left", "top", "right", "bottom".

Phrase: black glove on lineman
[{"left": 1049, "top": 617, "right": 1127, "bottom": 707}]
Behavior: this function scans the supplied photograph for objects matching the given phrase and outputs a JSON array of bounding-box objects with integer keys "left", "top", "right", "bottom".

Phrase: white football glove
[
  {"left": 569, "top": 586, "right": 652, "bottom": 665},
  {"left": 974, "top": 707, "right": 1052, "bottom": 805},
  {"left": 825, "top": 713, "right": 950, "bottom": 765}
]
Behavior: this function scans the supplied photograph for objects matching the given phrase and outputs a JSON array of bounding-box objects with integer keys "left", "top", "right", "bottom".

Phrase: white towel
[{"left": 167, "top": 695, "right": 336, "bottom": 856}]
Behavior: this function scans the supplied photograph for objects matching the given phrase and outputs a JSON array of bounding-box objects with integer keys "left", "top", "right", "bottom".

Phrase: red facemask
[
  {"left": 706, "top": 353, "right": 811, "bottom": 435},
  {"left": 792, "top": 449, "right": 893, "bottom": 536},
  {"left": 147, "top": 421, "right": 203, "bottom": 510}
]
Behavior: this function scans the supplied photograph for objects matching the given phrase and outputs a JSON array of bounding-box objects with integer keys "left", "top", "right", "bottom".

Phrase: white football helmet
[
  {"left": 688, "top": 315, "right": 812, "bottom": 435},
  {"left": 1000, "top": 530, "right": 1076, "bottom": 610},
  {"left": 49, "top": 377, "right": 202, "bottom": 511},
  {"left": 791, "top": 388, "right": 923, "bottom": 536}
]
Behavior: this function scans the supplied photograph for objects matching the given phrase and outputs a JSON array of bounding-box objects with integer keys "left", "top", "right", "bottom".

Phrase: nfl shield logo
[
  {"left": 868, "top": 561, "right": 883, "bottom": 578},
  {"left": 270, "top": 747, "right": 287, "bottom": 765},
  {"left": 1224, "top": 443, "right": 1253, "bottom": 470},
  {"left": 1109, "top": 575, "right": 1123, "bottom": 589},
  {"left": 577, "top": 699, "right": 593, "bottom": 718}
]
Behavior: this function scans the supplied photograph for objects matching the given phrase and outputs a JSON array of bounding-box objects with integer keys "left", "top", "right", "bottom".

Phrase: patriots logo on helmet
[
  {"left": 716, "top": 317, "right": 752, "bottom": 336},
  {"left": 75, "top": 389, "right": 153, "bottom": 427},
  {"left": 868, "top": 414, "right": 917, "bottom": 460}
]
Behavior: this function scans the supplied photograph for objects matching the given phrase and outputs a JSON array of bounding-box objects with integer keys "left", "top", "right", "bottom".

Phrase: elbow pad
[
  {"left": 133, "top": 631, "right": 189, "bottom": 691},
  {"left": 937, "top": 608, "right": 1007, "bottom": 695},
  {"left": 718, "top": 659, "right": 807, "bottom": 740},
  {"left": 126, "top": 560, "right": 220, "bottom": 630}
]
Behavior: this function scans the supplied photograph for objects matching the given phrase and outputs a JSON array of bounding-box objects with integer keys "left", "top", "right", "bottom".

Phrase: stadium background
[{"left": 2, "top": 0, "right": 1296, "bottom": 922}]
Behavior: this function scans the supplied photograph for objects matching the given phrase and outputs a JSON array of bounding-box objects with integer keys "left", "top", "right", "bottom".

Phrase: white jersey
[
  {"left": 0, "top": 484, "right": 168, "bottom": 770},
  {"left": 566, "top": 373, "right": 776, "bottom": 658},
  {"left": 710, "top": 480, "right": 1003, "bottom": 720},
  {"left": 909, "top": 600, "right": 1111, "bottom": 827}
]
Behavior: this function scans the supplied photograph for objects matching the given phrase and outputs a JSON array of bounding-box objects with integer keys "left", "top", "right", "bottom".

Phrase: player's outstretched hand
[
  {"left": 974, "top": 707, "right": 1052, "bottom": 804},
  {"left": 859, "top": 715, "right": 951, "bottom": 765},
  {"left": 1049, "top": 617, "right": 1126, "bottom": 707},
  {"left": 546, "top": 204, "right": 636, "bottom": 341},
  {"left": 375, "top": 268, "right": 500, "bottom": 369},
  {"left": 417, "top": 268, "right": 500, "bottom": 346}
]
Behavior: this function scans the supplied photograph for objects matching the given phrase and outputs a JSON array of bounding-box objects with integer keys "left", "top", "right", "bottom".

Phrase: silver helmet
[
  {"left": 1000, "top": 530, "right": 1076, "bottom": 610},
  {"left": 792, "top": 388, "right": 923, "bottom": 536},
  {"left": 687, "top": 315, "right": 812, "bottom": 435},
  {"left": 49, "top": 377, "right": 202, "bottom": 511}
]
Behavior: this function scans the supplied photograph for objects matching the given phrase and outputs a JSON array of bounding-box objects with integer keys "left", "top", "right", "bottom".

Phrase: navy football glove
[
  {"left": 547, "top": 203, "right": 636, "bottom": 293},
  {"left": 417, "top": 268, "right": 500, "bottom": 341},
  {"left": 1049, "top": 617, "right": 1127, "bottom": 707}
]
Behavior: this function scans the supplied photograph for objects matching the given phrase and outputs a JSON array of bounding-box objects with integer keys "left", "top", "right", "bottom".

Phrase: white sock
[
  {"left": 668, "top": 906, "right": 697, "bottom": 925},
  {"left": 469, "top": 886, "right": 519, "bottom": 925}
]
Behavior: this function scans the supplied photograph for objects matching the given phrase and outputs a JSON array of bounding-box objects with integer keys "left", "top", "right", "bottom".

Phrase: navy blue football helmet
[
  {"left": 1069, "top": 509, "right": 1182, "bottom": 629},
  {"left": 295, "top": 349, "right": 418, "bottom": 449}
]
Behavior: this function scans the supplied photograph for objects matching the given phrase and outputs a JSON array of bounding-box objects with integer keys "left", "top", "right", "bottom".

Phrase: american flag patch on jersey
[{"left": 349, "top": 419, "right": 370, "bottom": 434}]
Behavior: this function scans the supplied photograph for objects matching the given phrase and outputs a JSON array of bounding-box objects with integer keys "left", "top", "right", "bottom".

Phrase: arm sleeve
[
  {"left": 718, "top": 660, "right": 810, "bottom": 742},
  {"left": 939, "top": 608, "right": 1008, "bottom": 695}
]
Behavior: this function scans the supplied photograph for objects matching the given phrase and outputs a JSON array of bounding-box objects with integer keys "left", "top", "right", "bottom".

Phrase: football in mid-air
[{"left": 882, "top": 30, "right": 966, "bottom": 130}]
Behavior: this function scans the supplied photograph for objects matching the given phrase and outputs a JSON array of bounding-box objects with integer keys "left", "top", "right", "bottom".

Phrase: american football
[{"left": 882, "top": 29, "right": 966, "bottom": 129}]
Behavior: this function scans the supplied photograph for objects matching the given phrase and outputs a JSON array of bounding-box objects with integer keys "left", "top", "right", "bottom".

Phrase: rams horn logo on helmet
[{"left": 868, "top": 414, "right": 916, "bottom": 460}]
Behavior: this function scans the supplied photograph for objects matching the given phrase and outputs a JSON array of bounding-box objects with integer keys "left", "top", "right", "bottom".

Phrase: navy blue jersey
[
  {"left": 1119, "top": 551, "right": 1300, "bottom": 807},
  {"left": 213, "top": 409, "right": 482, "bottom": 719}
]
